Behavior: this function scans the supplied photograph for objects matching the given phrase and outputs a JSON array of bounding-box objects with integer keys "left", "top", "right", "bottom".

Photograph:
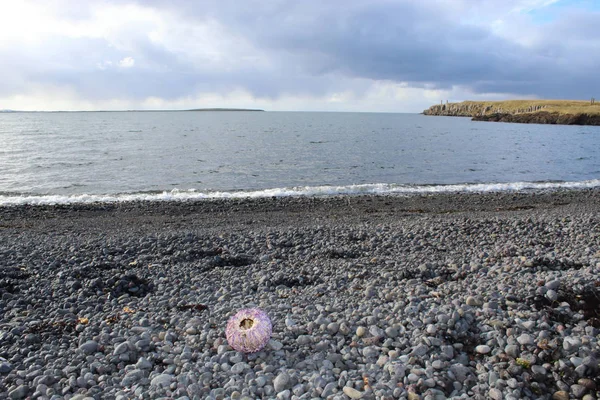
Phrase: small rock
[
  {"left": 505, "top": 344, "right": 519, "bottom": 358},
  {"left": 364, "top": 285, "right": 377, "bottom": 298},
  {"left": 122, "top": 369, "right": 144, "bottom": 386},
  {"left": 489, "top": 388, "right": 503, "bottom": 400},
  {"left": 578, "top": 378, "right": 596, "bottom": 390},
  {"left": 362, "top": 346, "right": 379, "bottom": 359},
  {"left": 545, "top": 279, "right": 561, "bottom": 290},
  {"left": 231, "top": 362, "right": 246, "bottom": 374},
  {"left": 0, "top": 362, "right": 12, "bottom": 374},
  {"left": 79, "top": 340, "right": 98, "bottom": 355},
  {"left": 296, "top": 335, "right": 312, "bottom": 346},
  {"left": 411, "top": 344, "right": 428, "bottom": 357},
  {"left": 8, "top": 385, "right": 28, "bottom": 399},
  {"left": 356, "top": 327, "right": 366, "bottom": 337},
  {"left": 150, "top": 374, "right": 173, "bottom": 388},
  {"left": 545, "top": 290, "right": 558, "bottom": 301},
  {"left": 450, "top": 364, "right": 471, "bottom": 383},
  {"left": 425, "top": 324, "right": 437, "bottom": 335},
  {"left": 343, "top": 386, "right": 363, "bottom": 399},
  {"left": 475, "top": 345, "right": 491, "bottom": 354},
  {"left": 571, "top": 384, "right": 587, "bottom": 398},
  {"left": 466, "top": 296, "right": 482, "bottom": 306},
  {"left": 407, "top": 392, "right": 421, "bottom": 400},
  {"left": 517, "top": 334, "right": 533, "bottom": 346},
  {"left": 327, "top": 322, "right": 339, "bottom": 335},
  {"left": 113, "top": 342, "right": 129, "bottom": 355},
  {"left": 136, "top": 357, "right": 153, "bottom": 370},
  {"left": 273, "top": 372, "right": 291, "bottom": 393},
  {"left": 385, "top": 326, "right": 400, "bottom": 338},
  {"left": 552, "top": 391, "right": 569, "bottom": 400},
  {"left": 269, "top": 340, "right": 284, "bottom": 351}
]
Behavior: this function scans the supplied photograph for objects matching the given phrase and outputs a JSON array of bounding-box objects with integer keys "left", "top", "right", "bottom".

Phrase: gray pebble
[
  {"left": 475, "top": 345, "right": 491, "bottom": 354},
  {"left": 273, "top": 372, "right": 291, "bottom": 393}
]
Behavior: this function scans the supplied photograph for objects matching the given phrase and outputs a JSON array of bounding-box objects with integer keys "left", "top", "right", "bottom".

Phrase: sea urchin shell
[{"left": 226, "top": 308, "right": 272, "bottom": 353}]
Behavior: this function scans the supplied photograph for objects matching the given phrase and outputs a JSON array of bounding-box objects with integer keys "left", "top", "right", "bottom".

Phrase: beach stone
[
  {"left": 407, "top": 392, "right": 421, "bottom": 400},
  {"left": 322, "top": 382, "right": 336, "bottom": 397},
  {"left": 571, "top": 384, "right": 586, "bottom": 398},
  {"left": 577, "top": 378, "right": 596, "bottom": 390},
  {"left": 489, "top": 388, "right": 503, "bottom": 400},
  {"left": 79, "top": 340, "right": 98, "bottom": 354},
  {"left": 545, "top": 289, "right": 558, "bottom": 301},
  {"left": 327, "top": 322, "right": 339, "bottom": 335},
  {"left": 269, "top": 340, "right": 283, "bottom": 351},
  {"left": 343, "top": 386, "right": 363, "bottom": 399},
  {"left": 150, "top": 374, "right": 173, "bottom": 388},
  {"left": 363, "top": 346, "right": 379, "bottom": 358},
  {"left": 563, "top": 337, "right": 581, "bottom": 352},
  {"left": 0, "top": 362, "right": 12, "bottom": 374},
  {"left": 356, "top": 327, "right": 366, "bottom": 337},
  {"left": 505, "top": 344, "right": 519, "bottom": 358},
  {"left": 296, "top": 335, "right": 312, "bottom": 345},
  {"left": 8, "top": 385, "right": 28, "bottom": 399},
  {"left": 231, "top": 362, "right": 247, "bottom": 374},
  {"left": 475, "top": 345, "right": 491, "bottom": 354},
  {"left": 426, "top": 324, "right": 437, "bottom": 335},
  {"left": 24, "top": 334, "right": 40, "bottom": 344},
  {"left": 385, "top": 326, "right": 400, "bottom": 338},
  {"left": 364, "top": 285, "right": 377, "bottom": 298},
  {"left": 466, "top": 296, "right": 482, "bottom": 306},
  {"left": 122, "top": 369, "right": 144, "bottom": 386},
  {"left": 545, "top": 280, "right": 561, "bottom": 290},
  {"left": 411, "top": 344, "right": 428, "bottom": 357},
  {"left": 552, "top": 391, "right": 569, "bottom": 400},
  {"left": 273, "top": 372, "right": 291, "bottom": 392},
  {"left": 113, "top": 342, "right": 129, "bottom": 355},
  {"left": 517, "top": 334, "right": 533, "bottom": 345},
  {"left": 136, "top": 357, "right": 152, "bottom": 369},
  {"left": 450, "top": 364, "right": 471, "bottom": 383}
]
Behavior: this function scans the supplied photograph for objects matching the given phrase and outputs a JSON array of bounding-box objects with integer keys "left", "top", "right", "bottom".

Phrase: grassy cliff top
[{"left": 459, "top": 100, "right": 600, "bottom": 115}]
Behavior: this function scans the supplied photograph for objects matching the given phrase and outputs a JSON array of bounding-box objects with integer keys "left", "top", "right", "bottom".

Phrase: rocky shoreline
[
  {"left": 423, "top": 101, "right": 600, "bottom": 126},
  {"left": 472, "top": 112, "right": 600, "bottom": 126},
  {"left": 1, "top": 190, "right": 599, "bottom": 400}
]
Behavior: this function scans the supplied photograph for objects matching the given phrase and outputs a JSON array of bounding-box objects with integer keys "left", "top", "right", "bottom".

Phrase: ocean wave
[{"left": 1, "top": 180, "right": 599, "bottom": 206}]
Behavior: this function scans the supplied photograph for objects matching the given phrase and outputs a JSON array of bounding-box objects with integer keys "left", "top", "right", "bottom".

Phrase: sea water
[{"left": 0, "top": 111, "right": 599, "bottom": 205}]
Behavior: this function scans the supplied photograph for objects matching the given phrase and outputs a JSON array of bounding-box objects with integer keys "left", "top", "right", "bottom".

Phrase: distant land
[
  {"left": 423, "top": 100, "right": 600, "bottom": 126},
  {"left": 0, "top": 108, "right": 265, "bottom": 113}
]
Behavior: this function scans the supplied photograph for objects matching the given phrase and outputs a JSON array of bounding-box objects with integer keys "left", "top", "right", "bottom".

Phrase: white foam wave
[{"left": 1, "top": 180, "right": 599, "bottom": 206}]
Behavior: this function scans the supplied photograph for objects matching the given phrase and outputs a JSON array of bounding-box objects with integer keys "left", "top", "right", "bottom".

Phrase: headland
[{"left": 424, "top": 100, "right": 600, "bottom": 126}]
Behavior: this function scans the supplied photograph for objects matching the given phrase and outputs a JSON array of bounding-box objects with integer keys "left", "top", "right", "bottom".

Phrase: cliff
[
  {"left": 423, "top": 100, "right": 600, "bottom": 126},
  {"left": 473, "top": 112, "right": 600, "bottom": 126}
]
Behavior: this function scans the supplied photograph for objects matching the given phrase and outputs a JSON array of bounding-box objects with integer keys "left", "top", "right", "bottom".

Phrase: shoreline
[
  {"left": 423, "top": 100, "right": 600, "bottom": 126},
  {"left": 1, "top": 189, "right": 599, "bottom": 399},
  {"left": 2, "top": 188, "right": 600, "bottom": 229}
]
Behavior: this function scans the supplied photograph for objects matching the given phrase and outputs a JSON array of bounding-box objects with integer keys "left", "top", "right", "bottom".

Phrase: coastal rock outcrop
[
  {"left": 423, "top": 102, "right": 547, "bottom": 117},
  {"left": 423, "top": 101, "right": 600, "bottom": 126},
  {"left": 473, "top": 112, "right": 600, "bottom": 126}
]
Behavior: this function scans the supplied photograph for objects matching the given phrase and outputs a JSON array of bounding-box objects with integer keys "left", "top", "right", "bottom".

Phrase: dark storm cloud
[{"left": 3, "top": 0, "right": 599, "bottom": 102}]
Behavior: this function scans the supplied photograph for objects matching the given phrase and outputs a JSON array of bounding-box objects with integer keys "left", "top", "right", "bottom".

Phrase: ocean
[{"left": 0, "top": 111, "right": 599, "bottom": 205}]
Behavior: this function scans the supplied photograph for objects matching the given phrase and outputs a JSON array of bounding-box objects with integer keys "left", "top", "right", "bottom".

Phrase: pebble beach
[{"left": 1, "top": 190, "right": 599, "bottom": 400}]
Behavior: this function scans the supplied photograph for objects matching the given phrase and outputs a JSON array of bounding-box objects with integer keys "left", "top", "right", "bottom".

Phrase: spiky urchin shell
[{"left": 226, "top": 308, "right": 272, "bottom": 353}]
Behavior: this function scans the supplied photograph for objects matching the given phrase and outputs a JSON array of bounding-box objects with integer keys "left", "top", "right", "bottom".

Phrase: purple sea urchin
[{"left": 226, "top": 308, "right": 272, "bottom": 353}]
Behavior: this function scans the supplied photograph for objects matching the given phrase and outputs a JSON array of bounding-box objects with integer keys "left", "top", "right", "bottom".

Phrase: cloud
[
  {"left": 118, "top": 57, "right": 135, "bottom": 68},
  {"left": 0, "top": 0, "right": 598, "bottom": 110}
]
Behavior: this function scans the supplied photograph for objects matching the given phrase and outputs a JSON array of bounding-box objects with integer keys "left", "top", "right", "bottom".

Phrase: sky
[{"left": 0, "top": 0, "right": 598, "bottom": 112}]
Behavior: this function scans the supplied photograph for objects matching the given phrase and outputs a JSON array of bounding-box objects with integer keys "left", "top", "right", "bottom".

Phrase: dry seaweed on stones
[
  {"left": 209, "top": 254, "right": 254, "bottom": 267},
  {"left": 532, "top": 286, "right": 600, "bottom": 327},
  {"left": 24, "top": 319, "right": 76, "bottom": 335},
  {"left": 176, "top": 303, "right": 208, "bottom": 312},
  {"left": 269, "top": 274, "right": 321, "bottom": 288}
]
